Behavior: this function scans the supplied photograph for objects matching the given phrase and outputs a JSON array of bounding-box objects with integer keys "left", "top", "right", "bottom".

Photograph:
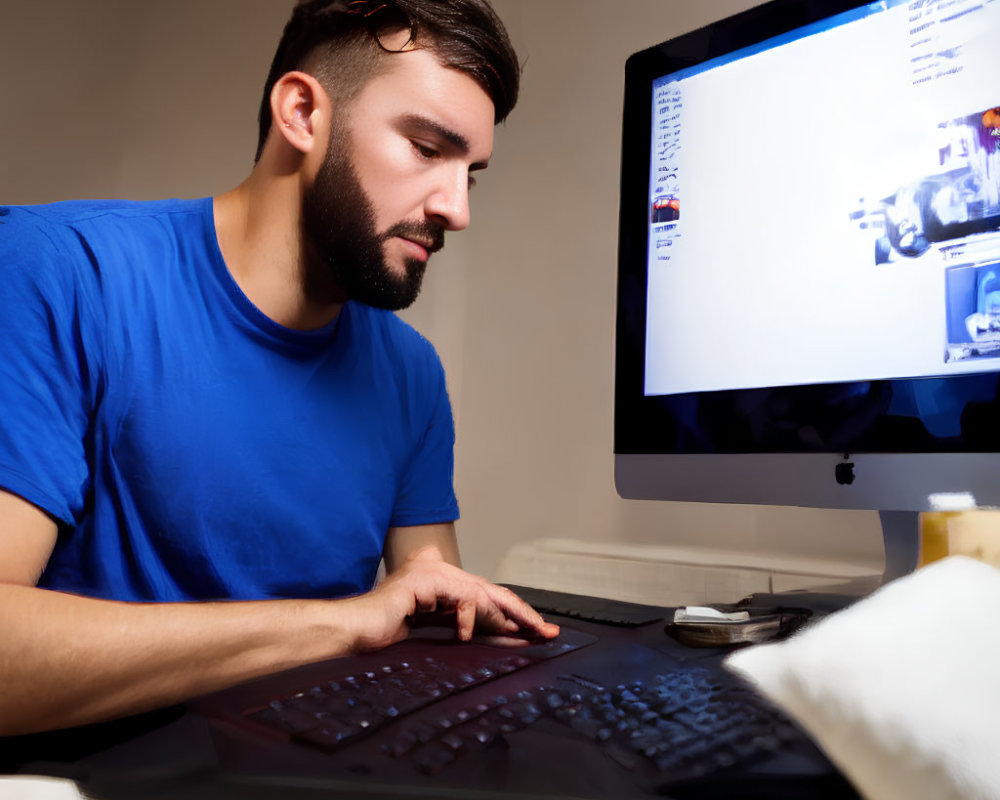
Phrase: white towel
[{"left": 726, "top": 556, "right": 1000, "bottom": 800}]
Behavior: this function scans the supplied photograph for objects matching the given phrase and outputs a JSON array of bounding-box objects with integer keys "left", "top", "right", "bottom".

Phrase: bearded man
[{"left": 0, "top": 0, "right": 557, "bottom": 737}]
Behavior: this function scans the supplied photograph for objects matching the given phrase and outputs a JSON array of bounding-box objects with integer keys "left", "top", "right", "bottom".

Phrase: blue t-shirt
[{"left": 0, "top": 198, "right": 459, "bottom": 602}]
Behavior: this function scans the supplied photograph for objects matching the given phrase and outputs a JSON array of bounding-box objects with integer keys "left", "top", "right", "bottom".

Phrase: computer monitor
[{"left": 614, "top": 0, "right": 1000, "bottom": 582}]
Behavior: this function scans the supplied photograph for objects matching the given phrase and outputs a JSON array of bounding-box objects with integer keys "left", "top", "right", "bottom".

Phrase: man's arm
[
  {"left": 382, "top": 522, "right": 463, "bottom": 571},
  {"left": 0, "top": 491, "right": 557, "bottom": 737}
]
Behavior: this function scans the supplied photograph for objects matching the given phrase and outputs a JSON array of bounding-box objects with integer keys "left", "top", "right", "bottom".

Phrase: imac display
[{"left": 614, "top": 0, "right": 1000, "bottom": 571}]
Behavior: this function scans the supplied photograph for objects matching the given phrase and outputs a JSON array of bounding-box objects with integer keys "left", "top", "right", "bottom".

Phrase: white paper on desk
[
  {"left": 673, "top": 606, "right": 750, "bottom": 624},
  {"left": 0, "top": 776, "right": 86, "bottom": 800}
]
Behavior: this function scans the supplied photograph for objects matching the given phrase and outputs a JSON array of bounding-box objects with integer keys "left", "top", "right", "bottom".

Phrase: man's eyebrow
[{"left": 398, "top": 113, "right": 490, "bottom": 170}]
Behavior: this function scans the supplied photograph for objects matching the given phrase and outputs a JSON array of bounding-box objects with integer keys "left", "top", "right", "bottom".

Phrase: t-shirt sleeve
[
  {"left": 389, "top": 346, "right": 460, "bottom": 528},
  {"left": 0, "top": 208, "right": 98, "bottom": 526}
]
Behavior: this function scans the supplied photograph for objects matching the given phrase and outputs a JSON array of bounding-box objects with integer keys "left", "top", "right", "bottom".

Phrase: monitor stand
[{"left": 879, "top": 510, "right": 921, "bottom": 583}]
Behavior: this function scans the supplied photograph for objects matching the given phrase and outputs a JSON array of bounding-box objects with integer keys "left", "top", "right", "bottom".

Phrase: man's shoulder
[
  {"left": 0, "top": 202, "right": 101, "bottom": 289},
  {"left": 2, "top": 196, "right": 203, "bottom": 222},
  {"left": 0, "top": 197, "right": 215, "bottom": 319},
  {"left": 0, "top": 197, "right": 209, "bottom": 252}
]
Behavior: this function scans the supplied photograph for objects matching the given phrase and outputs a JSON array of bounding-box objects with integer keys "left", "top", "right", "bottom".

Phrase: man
[{"left": 0, "top": 0, "right": 557, "bottom": 738}]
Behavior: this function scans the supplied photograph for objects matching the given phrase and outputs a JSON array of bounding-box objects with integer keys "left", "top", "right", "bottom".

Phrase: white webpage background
[{"left": 644, "top": 0, "right": 1000, "bottom": 396}]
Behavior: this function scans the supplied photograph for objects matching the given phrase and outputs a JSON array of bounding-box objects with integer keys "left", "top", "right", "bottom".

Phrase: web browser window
[{"left": 644, "top": 0, "right": 1000, "bottom": 398}]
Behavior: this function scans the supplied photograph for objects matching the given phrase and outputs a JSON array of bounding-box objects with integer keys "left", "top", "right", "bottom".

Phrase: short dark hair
[{"left": 255, "top": 0, "right": 520, "bottom": 162}]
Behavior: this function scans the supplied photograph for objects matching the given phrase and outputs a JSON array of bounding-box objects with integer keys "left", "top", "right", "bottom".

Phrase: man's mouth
[
  {"left": 385, "top": 222, "right": 445, "bottom": 263},
  {"left": 399, "top": 237, "right": 432, "bottom": 261}
]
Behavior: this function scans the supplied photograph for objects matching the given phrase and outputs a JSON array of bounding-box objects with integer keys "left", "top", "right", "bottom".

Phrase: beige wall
[
  {"left": 0, "top": 0, "right": 293, "bottom": 203},
  {"left": 0, "top": 1, "right": 884, "bottom": 581}
]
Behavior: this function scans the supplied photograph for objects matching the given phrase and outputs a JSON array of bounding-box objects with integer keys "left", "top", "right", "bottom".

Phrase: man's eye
[{"left": 412, "top": 141, "right": 438, "bottom": 159}]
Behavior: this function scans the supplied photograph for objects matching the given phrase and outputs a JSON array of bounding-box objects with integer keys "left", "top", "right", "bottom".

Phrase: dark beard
[{"left": 301, "top": 124, "right": 444, "bottom": 311}]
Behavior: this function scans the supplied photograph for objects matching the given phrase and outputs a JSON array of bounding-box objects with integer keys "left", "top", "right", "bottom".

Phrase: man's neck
[{"left": 213, "top": 170, "right": 346, "bottom": 331}]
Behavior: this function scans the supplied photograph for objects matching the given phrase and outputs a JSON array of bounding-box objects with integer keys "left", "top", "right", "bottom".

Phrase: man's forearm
[
  {"left": 0, "top": 549, "right": 558, "bottom": 737},
  {"left": 383, "top": 522, "right": 462, "bottom": 573},
  {"left": 0, "top": 583, "right": 361, "bottom": 736}
]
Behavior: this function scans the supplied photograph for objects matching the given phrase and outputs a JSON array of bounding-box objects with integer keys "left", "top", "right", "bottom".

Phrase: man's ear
[{"left": 269, "top": 71, "right": 329, "bottom": 155}]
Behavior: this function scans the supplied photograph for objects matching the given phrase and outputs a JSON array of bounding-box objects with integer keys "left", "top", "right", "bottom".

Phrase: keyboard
[
  {"left": 246, "top": 648, "right": 568, "bottom": 758},
  {"left": 238, "top": 630, "right": 825, "bottom": 792},
  {"left": 540, "top": 668, "right": 804, "bottom": 787},
  {"left": 242, "top": 629, "right": 592, "bottom": 750}
]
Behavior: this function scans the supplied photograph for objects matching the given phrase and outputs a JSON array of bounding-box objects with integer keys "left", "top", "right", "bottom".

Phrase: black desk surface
[{"left": 3, "top": 590, "right": 859, "bottom": 800}]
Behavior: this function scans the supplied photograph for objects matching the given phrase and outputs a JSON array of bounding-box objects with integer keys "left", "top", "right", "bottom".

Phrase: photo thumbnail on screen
[
  {"left": 652, "top": 195, "right": 680, "bottom": 223},
  {"left": 945, "top": 260, "right": 1000, "bottom": 363},
  {"left": 852, "top": 105, "right": 1000, "bottom": 267}
]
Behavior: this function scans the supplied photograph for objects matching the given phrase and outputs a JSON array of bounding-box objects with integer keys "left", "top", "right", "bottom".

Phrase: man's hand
[
  {"left": 0, "top": 493, "right": 556, "bottom": 735},
  {"left": 344, "top": 546, "right": 560, "bottom": 653}
]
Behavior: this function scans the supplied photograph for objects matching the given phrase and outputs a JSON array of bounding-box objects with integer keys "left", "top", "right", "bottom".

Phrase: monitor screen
[{"left": 615, "top": 0, "right": 1000, "bottom": 513}]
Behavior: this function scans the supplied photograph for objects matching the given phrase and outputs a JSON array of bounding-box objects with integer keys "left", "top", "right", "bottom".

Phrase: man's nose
[{"left": 425, "top": 168, "right": 471, "bottom": 232}]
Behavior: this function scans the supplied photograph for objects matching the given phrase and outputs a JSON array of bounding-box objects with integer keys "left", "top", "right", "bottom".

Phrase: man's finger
[
  {"left": 485, "top": 585, "right": 558, "bottom": 638},
  {"left": 455, "top": 600, "right": 476, "bottom": 641}
]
